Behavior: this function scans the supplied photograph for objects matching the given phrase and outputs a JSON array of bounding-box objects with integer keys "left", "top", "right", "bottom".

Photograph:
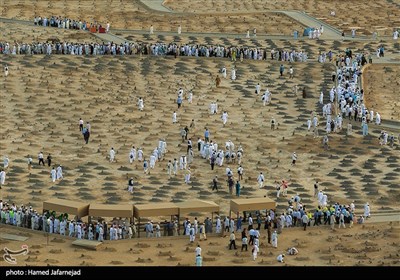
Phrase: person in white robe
[
  {"left": 109, "top": 147, "right": 115, "bottom": 162},
  {"left": 257, "top": 172, "right": 264, "bottom": 189},
  {"left": 77, "top": 223, "right": 82, "bottom": 239},
  {"left": 0, "top": 169, "right": 6, "bottom": 186},
  {"left": 149, "top": 155, "right": 156, "bottom": 169},
  {"left": 221, "top": 111, "right": 228, "bottom": 125},
  {"left": 177, "top": 25, "right": 181, "bottom": 35},
  {"left": 319, "top": 92, "right": 324, "bottom": 104},
  {"left": 98, "top": 226, "right": 104, "bottom": 241},
  {"left": 3, "top": 156, "right": 9, "bottom": 169},
  {"left": 188, "top": 91, "right": 193, "bottom": 104},
  {"left": 264, "top": 89, "right": 271, "bottom": 104},
  {"left": 56, "top": 165, "right": 63, "bottom": 180},
  {"left": 138, "top": 97, "right": 144, "bottom": 111},
  {"left": 189, "top": 225, "right": 195, "bottom": 242},
  {"left": 252, "top": 244, "right": 259, "bottom": 260},
  {"left": 184, "top": 168, "right": 191, "bottom": 184},
  {"left": 167, "top": 160, "right": 172, "bottom": 177},
  {"left": 179, "top": 155, "right": 187, "bottom": 170},
  {"left": 321, "top": 194, "right": 328, "bottom": 207},
  {"left": 51, "top": 167, "right": 56, "bottom": 182},
  {"left": 88, "top": 225, "right": 94, "bottom": 240},
  {"left": 149, "top": 25, "right": 154, "bottom": 34},
  {"left": 221, "top": 67, "right": 227, "bottom": 79},
  {"left": 215, "top": 217, "right": 222, "bottom": 233},
  {"left": 317, "top": 190, "right": 324, "bottom": 205},
  {"left": 375, "top": 112, "right": 381, "bottom": 125},
  {"left": 231, "top": 68, "right": 236, "bottom": 80},
  {"left": 137, "top": 148, "right": 143, "bottom": 161},
  {"left": 394, "top": 30, "right": 399, "bottom": 40},
  {"left": 68, "top": 221, "right": 75, "bottom": 237},
  {"left": 272, "top": 230, "right": 278, "bottom": 248},
  {"left": 364, "top": 202, "right": 370, "bottom": 218},
  {"left": 255, "top": 83, "right": 260, "bottom": 95},
  {"left": 54, "top": 218, "right": 60, "bottom": 233},
  {"left": 4, "top": 65, "right": 9, "bottom": 77},
  {"left": 277, "top": 254, "right": 285, "bottom": 262},
  {"left": 172, "top": 158, "right": 178, "bottom": 175},
  {"left": 129, "top": 146, "right": 136, "bottom": 164},
  {"left": 307, "top": 119, "right": 312, "bottom": 131},
  {"left": 172, "top": 111, "right": 177, "bottom": 123}
]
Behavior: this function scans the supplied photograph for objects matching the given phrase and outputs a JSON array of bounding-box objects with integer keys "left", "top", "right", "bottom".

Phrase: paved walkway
[
  {"left": 139, "top": 0, "right": 172, "bottom": 12},
  {"left": 280, "top": 10, "right": 342, "bottom": 40},
  {"left": 138, "top": 1, "right": 344, "bottom": 39},
  {"left": 93, "top": 32, "right": 127, "bottom": 44},
  {"left": 365, "top": 212, "right": 400, "bottom": 223}
]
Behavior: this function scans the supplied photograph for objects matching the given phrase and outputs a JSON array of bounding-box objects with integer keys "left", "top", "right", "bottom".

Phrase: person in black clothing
[
  {"left": 210, "top": 156, "right": 215, "bottom": 170},
  {"left": 82, "top": 127, "right": 90, "bottom": 144},
  {"left": 228, "top": 177, "right": 234, "bottom": 195},
  {"left": 187, "top": 138, "right": 192, "bottom": 153},
  {"left": 197, "top": 137, "right": 202, "bottom": 151},
  {"left": 314, "top": 181, "right": 319, "bottom": 197},
  {"left": 302, "top": 87, "right": 307, "bottom": 98},
  {"left": 103, "top": 222, "right": 107, "bottom": 240},
  {"left": 184, "top": 126, "right": 189, "bottom": 140},
  {"left": 256, "top": 215, "right": 262, "bottom": 230},
  {"left": 267, "top": 222, "right": 272, "bottom": 244},
  {"left": 212, "top": 176, "right": 218, "bottom": 191},
  {"left": 47, "top": 154, "right": 52, "bottom": 167},
  {"left": 128, "top": 177, "right": 134, "bottom": 193}
]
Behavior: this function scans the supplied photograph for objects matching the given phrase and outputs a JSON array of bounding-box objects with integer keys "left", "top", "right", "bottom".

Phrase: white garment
[
  {"left": 56, "top": 166, "right": 63, "bottom": 180},
  {"left": 272, "top": 232, "right": 278, "bottom": 247},
  {"left": 221, "top": 112, "right": 228, "bottom": 125},
  {"left": 364, "top": 204, "right": 370, "bottom": 217},
  {"left": 231, "top": 69, "right": 236, "bottom": 80},
  {"left": 0, "top": 170, "right": 5, "bottom": 185},
  {"left": 138, "top": 99, "right": 144, "bottom": 111},
  {"left": 51, "top": 169, "right": 57, "bottom": 182},
  {"left": 110, "top": 149, "right": 115, "bottom": 162}
]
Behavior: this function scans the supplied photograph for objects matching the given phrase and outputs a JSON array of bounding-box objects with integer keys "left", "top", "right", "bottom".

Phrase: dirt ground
[
  {"left": 362, "top": 64, "right": 400, "bottom": 121},
  {"left": 1, "top": 221, "right": 399, "bottom": 266}
]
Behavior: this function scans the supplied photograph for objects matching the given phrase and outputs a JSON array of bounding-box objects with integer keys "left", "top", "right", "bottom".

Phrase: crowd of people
[
  {"left": 0, "top": 40, "right": 311, "bottom": 63},
  {"left": 33, "top": 16, "right": 109, "bottom": 33},
  {"left": 307, "top": 48, "right": 398, "bottom": 148},
  {"left": 1, "top": 12, "right": 398, "bottom": 264}
]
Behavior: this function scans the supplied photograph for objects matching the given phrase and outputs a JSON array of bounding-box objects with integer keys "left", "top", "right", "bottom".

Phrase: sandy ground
[
  {"left": 0, "top": 0, "right": 399, "bottom": 268},
  {"left": 362, "top": 64, "right": 400, "bottom": 121},
  {"left": 164, "top": 0, "right": 400, "bottom": 36},
  {"left": 1, "top": 55, "right": 399, "bottom": 216},
  {"left": 1, "top": 221, "right": 399, "bottom": 266}
]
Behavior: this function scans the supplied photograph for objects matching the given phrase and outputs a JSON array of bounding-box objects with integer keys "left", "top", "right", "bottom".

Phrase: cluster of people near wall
[
  {"left": 33, "top": 16, "right": 109, "bottom": 32},
  {"left": 0, "top": 41, "right": 309, "bottom": 63},
  {"left": 0, "top": 197, "right": 370, "bottom": 243}
]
